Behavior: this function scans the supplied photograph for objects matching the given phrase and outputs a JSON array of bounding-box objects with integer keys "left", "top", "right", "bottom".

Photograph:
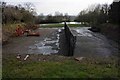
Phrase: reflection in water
[{"left": 61, "top": 22, "right": 81, "bottom": 24}]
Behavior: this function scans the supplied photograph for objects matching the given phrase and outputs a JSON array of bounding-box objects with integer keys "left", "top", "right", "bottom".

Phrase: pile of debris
[
  {"left": 15, "top": 25, "right": 40, "bottom": 37},
  {"left": 26, "top": 30, "right": 40, "bottom": 36}
]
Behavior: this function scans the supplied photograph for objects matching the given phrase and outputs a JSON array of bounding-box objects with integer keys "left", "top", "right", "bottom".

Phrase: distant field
[{"left": 40, "top": 23, "right": 88, "bottom": 28}]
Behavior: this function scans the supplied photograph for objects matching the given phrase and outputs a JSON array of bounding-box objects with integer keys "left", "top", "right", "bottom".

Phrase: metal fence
[{"left": 64, "top": 22, "right": 76, "bottom": 56}]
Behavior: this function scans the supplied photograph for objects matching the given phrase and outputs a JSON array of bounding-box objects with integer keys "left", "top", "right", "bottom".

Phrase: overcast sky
[{"left": 4, "top": 0, "right": 114, "bottom": 15}]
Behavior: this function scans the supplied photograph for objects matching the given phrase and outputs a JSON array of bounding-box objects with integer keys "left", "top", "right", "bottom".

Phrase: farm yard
[{"left": 1, "top": 0, "right": 120, "bottom": 79}]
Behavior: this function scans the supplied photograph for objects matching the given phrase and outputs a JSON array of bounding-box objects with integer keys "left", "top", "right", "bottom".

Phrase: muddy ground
[
  {"left": 2, "top": 27, "right": 119, "bottom": 79},
  {"left": 72, "top": 27, "right": 119, "bottom": 58},
  {"left": 2, "top": 27, "right": 119, "bottom": 61},
  {"left": 3, "top": 28, "right": 59, "bottom": 54}
]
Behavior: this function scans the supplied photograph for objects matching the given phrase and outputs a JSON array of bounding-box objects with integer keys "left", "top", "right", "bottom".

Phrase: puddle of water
[
  {"left": 44, "top": 40, "right": 59, "bottom": 44},
  {"left": 28, "top": 30, "right": 60, "bottom": 55},
  {"left": 58, "top": 29, "right": 62, "bottom": 33},
  {"left": 28, "top": 45, "right": 58, "bottom": 55},
  {"left": 57, "top": 34, "right": 60, "bottom": 40},
  {"left": 28, "top": 42, "right": 59, "bottom": 55},
  {"left": 44, "top": 38, "right": 52, "bottom": 41},
  {"left": 61, "top": 22, "right": 81, "bottom": 24},
  {"left": 62, "top": 27, "right": 64, "bottom": 29},
  {"left": 55, "top": 43, "right": 59, "bottom": 47},
  {"left": 34, "top": 42, "right": 45, "bottom": 47},
  {"left": 74, "top": 27, "right": 93, "bottom": 37}
]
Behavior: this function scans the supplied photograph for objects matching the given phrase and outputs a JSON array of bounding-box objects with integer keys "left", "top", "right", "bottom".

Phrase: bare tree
[{"left": 23, "top": 2, "right": 36, "bottom": 15}]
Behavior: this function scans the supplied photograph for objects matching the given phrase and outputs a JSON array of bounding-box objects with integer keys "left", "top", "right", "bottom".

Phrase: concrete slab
[{"left": 72, "top": 27, "right": 118, "bottom": 58}]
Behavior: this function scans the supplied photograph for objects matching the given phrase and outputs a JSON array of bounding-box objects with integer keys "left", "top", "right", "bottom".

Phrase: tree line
[
  {"left": 109, "top": 1, "right": 120, "bottom": 25},
  {"left": 1, "top": 1, "right": 120, "bottom": 25},
  {"left": 75, "top": 1, "right": 120, "bottom": 43},
  {"left": 1, "top": 2, "right": 73, "bottom": 24},
  {"left": 1, "top": 2, "right": 37, "bottom": 24},
  {"left": 75, "top": 1, "right": 120, "bottom": 26},
  {"left": 35, "top": 12, "right": 74, "bottom": 24}
]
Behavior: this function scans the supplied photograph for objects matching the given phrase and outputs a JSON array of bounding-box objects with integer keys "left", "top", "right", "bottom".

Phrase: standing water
[{"left": 28, "top": 29, "right": 61, "bottom": 55}]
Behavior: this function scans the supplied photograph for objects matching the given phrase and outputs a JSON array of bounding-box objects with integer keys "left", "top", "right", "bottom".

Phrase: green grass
[
  {"left": 40, "top": 23, "right": 88, "bottom": 28},
  {"left": 2, "top": 54, "right": 119, "bottom": 78}
]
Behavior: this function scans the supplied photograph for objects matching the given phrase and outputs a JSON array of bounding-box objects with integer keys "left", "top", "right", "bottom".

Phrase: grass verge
[{"left": 2, "top": 53, "right": 119, "bottom": 78}]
